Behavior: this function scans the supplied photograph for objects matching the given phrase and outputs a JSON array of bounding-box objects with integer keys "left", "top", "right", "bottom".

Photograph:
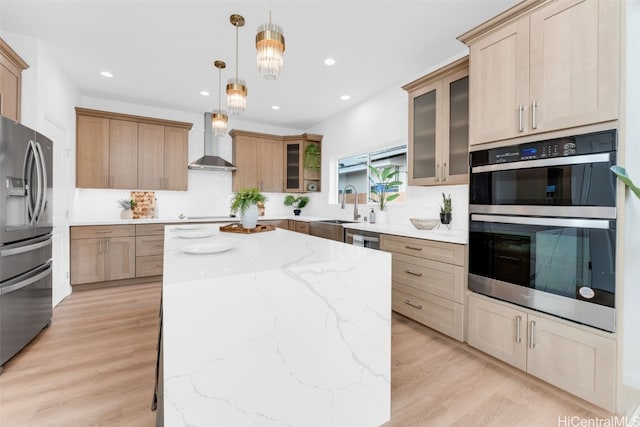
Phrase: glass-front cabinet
[
  {"left": 403, "top": 56, "right": 469, "bottom": 186},
  {"left": 283, "top": 134, "right": 323, "bottom": 193}
]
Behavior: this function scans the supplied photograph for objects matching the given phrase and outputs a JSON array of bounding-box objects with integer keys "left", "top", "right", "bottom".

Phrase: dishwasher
[{"left": 344, "top": 229, "right": 380, "bottom": 250}]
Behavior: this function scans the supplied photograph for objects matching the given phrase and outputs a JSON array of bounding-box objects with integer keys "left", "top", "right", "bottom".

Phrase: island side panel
[{"left": 162, "top": 228, "right": 391, "bottom": 426}]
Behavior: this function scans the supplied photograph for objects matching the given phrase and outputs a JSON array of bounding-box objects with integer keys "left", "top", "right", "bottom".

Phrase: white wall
[
  {"left": 1, "top": 31, "right": 80, "bottom": 307},
  {"left": 306, "top": 51, "right": 469, "bottom": 230},
  {"left": 622, "top": 0, "right": 640, "bottom": 392}
]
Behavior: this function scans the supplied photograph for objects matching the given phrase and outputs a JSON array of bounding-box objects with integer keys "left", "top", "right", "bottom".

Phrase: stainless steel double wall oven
[{"left": 468, "top": 130, "right": 617, "bottom": 332}]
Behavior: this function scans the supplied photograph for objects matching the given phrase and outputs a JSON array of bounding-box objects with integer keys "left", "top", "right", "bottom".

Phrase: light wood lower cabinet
[
  {"left": 467, "top": 293, "right": 615, "bottom": 411},
  {"left": 381, "top": 234, "right": 467, "bottom": 341},
  {"left": 70, "top": 225, "right": 136, "bottom": 285},
  {"left": 135, "top": 224, "right": 165, "bottom": 277}
]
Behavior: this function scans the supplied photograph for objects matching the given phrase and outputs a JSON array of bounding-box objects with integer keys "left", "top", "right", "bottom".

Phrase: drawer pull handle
[
  {"left": 405, "top": 245, "right": 423, "bottom": 251},
  {"left": 404, "top": 269, "right": 423, "bottom": 277},
  {"left": 95, "top": 230, "right": 113, "bottom": 234},
  {"left": 515, "top": 315, "right": 522, "bottom": 343},
  {"left": 529, "top": 320, "right": 536, "bottom": 349},
  {"left": 404, "top": 299, "right": 423, "bottom": 310}
]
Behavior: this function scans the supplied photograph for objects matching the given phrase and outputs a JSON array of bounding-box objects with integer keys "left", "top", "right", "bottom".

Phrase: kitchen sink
[
  {"left": 309, "top": 220, "right": 356, "bottom": 242},
  {"left": 317, "top": 219, "right": 356, "bottom": 225}
]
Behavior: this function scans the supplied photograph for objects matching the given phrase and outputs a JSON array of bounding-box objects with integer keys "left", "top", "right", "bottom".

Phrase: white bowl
[{"left": 409, "top": 218, "right": 439, "bottom": 230}]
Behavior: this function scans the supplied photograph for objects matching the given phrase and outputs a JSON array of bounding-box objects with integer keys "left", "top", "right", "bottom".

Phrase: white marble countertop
[
  {"left": 161, "top": 224, "right": 391, "bottom": 426},
  {"left": 70, "top": 215, "right": 468, "bottom": 244}
]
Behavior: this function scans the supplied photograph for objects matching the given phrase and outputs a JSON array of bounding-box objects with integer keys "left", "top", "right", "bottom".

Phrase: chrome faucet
[{"left": 341, "top": 184, "right": 361, "bottom": 221}]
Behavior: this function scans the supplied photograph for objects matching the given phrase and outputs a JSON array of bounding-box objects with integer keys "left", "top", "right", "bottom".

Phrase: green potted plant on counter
[
  {"left": 369, "top": 165, "right": 402, "bottom": 224},
  {"left": 230, "top": 188, "right": 267, "bottom": 229},
  {"left": 117, "top": 198, "right": 137, "bottom": 220},
  {"left": 283, "top": 195, "right": 309, "bottom": 216},
  {"left": 440, "top": 193, "right": 452, "bottom": 225}
]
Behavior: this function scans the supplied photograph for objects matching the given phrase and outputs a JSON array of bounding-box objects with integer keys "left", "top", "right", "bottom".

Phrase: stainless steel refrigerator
[{"left": 0, "top": 115, "right": 53, "bottom": 372}]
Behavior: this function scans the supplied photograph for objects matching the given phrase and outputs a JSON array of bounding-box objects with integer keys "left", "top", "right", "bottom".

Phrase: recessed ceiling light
[
  {"left": 100, "top": 71, "right": 114, "bottom": 78},
  {"left": 324, "top": 58, "right": 336, "bottom": 66},
  {"left": 340, "top": 95, "right": 351, "bottom": 101},
  {"left": 200, "top": 91, "right": 210, "bottom": 96},
  {"left": 271, "top": 105, "right": 280, "bottom": 110}
]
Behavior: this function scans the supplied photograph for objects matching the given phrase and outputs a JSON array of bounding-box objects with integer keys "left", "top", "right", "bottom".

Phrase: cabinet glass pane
[
  {"left": 449, "top": 76, "right": 469, "bottom": 176},
  {"left": 413, "top": 90, "right": 436, "bottom": 179},
  {"left": 286, "top": 144, "right": 300, "bottom": 188}
]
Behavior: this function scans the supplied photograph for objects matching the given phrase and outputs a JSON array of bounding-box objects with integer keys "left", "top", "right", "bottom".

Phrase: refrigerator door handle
[
  {"left": 29, "top": 140, "right": 44, "bottom": 227},
  {"left": 34, "top": 141, "right": 48, "bottom": 223},
  {"left": 0, "top": 237, "right": 52, "bottom": 257},
  {"left": 0, "top": 262, "right": 52, "bottom": 296}
]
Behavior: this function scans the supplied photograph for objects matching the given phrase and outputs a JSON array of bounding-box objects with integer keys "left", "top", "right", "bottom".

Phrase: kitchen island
[{"left": 161, "top": 224, "right": 392, "bottom": 426}]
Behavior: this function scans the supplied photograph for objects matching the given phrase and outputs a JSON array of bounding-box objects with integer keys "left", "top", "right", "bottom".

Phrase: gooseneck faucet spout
[{"left": 341, "top": 184, "right": 361, "bottom": 221}]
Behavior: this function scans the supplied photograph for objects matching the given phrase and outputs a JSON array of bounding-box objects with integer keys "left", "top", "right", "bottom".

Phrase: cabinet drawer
[
  {"left": 136, "top": 223, "right": 166, "bottom": 236},
  {"left": 136, "top": 235, "right": 164, "bottom": 256},
  {"left": 381, "top": 234, "right": 465, "bottom": 265},
  {"left": 136, "top": 255, "right": 163, "bottom": 277},
  {"left": 294, "top": 222, "right": 309, "bottom": 234},
  {"left": 71, "top": 225, "right": 135, "bottom": 240},
  {"left": 392, "top": 253, "right": 465, "bottom": 304},
  {"left": 393, "top": 285, "right": 464, "bottom": 341}
]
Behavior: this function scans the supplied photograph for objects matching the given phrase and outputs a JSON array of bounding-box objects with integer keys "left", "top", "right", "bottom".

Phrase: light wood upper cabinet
[
  {"left": 163, "top": 127, "right": 188, "bottom": 190},
  {"left": 467, "top": 293, "right": 616, "bottom": 411},
  {"left": 403, "top": 57, "right": 469, "bottom": 185},
  {"left": 230, "top": 130, "right": 283, "bottom": 192},
  {"left": 109, "top": 119, "right": 138, "bottom": 189},
  {"left": 76, "top": 115, "right": 110, "bottom": 188},
  {"left": 76, "top": 108, "right": 192, "bottom": 190},
  {"left": 0, "top": 38, "right": 28, "bottom": 122},
  {"left": 138, "top": 124, "right": 188, "bottom": 191},
  {"left": 284, "top": 134, "right": 322, "bottom": 193},
  {"left": 460, "top": 0, "right": 620, "bottom": 145}
]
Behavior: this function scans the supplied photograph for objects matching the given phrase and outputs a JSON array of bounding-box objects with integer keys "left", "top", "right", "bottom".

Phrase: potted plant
[
  {"left": 369, "top": 165, "right": 402, "bottom": 223},
  {"left": 284, "top": 195, "right": 309, "bottom": 216},
  {"left": 230, "top": 188, "right": 267, "bottom": 229},
  {"left": 440, "top": 193, "right": 452, "bottom": 225},
  {"left": 117, "top": 198, "right": 137, "bottom": 220},
  {"left": 303, "top": 143, "right": 321, "bottom": 171}
]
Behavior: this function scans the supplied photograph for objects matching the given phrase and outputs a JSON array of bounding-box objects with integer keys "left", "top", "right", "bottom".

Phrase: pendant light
[
  {"left": 256, "top": 5, "right": 285, "bottom": 80},
  {"left": 212, "top": 60, "right": 228, "bottom": 136},
  {"left": 227, "top": 14, "right": 248, "bottom": 115}
]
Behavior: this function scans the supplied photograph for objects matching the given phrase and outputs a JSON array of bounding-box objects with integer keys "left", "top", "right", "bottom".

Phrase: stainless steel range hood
[{"left": 188, "top": 112, "right": 236, "bottom": 171}]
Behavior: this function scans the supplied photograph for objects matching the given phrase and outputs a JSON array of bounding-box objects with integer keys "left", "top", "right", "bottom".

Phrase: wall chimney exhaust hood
[{"left": 188, "top": 112, "right": 236, "bottom": 171}]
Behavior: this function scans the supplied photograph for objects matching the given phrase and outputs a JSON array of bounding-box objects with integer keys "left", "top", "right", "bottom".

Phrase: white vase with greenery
[{"left": 230, "top": 188, "right": 267, "bottom": 229}]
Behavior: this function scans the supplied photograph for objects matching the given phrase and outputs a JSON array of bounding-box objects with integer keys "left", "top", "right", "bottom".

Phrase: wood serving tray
[{"left": 219, "top": 223, "right": 276, "bottom": 234}]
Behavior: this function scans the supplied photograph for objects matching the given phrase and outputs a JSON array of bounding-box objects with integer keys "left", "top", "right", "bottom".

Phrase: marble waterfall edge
[{"left": 162, "top": 226, "right": 391, "bottom": 426}]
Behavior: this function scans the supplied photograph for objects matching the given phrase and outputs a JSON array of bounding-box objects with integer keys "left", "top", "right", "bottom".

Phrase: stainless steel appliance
[
  {"left": 345, "top": 229, "right": 380, "bottom": 250},
  {"left": 468, "top": 130, "right": 617, "bottom": 332},
  {"left": 0, "top": 116, "right": 53, "bottom": 371}
]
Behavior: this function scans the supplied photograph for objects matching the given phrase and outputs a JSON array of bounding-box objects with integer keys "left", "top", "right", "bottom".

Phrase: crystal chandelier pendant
[
  {"left": 227, "top": 14, "right": 247, "bottom": 115},
  {"left": 212, "top": 60, "right": 228, "bottom": 136},
  {"left": 256, "top": 21, "right": 285, "bottom": 80},
  {"left": 226, "top": 78, "right": 248, "bottom": 116},
  {"left": 212, "top": 110, "right": 228, "bottom": 136}
]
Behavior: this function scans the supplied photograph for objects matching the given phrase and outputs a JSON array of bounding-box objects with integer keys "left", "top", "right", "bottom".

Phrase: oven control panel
[{"left": 471, "top": 129, "right": 617, "bottom": 166}]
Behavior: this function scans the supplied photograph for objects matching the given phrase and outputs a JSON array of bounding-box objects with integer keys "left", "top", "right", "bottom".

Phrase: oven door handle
[
  {"left": 471, "top": 214, "right": 611, "bottom": 229},
  {"left": 471, "top": 152, "right": 613, "bottom": 174}
]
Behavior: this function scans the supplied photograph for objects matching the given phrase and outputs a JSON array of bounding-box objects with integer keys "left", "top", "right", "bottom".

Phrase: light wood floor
[{"left": 0, "top": 282, "right": 611, "bottom": 426}]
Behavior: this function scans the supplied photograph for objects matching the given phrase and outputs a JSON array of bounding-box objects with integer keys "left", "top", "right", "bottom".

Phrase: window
[{"left": 337, "top": 145, "right": 407, "bottom": 206}]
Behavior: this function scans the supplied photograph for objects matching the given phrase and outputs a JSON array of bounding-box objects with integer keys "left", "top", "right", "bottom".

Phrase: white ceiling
[{"left": 0, "top": 0, "right": 520, "bottom": 130}]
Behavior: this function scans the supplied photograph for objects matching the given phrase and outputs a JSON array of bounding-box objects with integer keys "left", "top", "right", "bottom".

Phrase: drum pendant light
[
  {"left": 212, "top": 60, "right": 228, "bottom": 136},
  {"left": 256, "top": 7, "right": 285, "bottom": 80},
  {"left": 227, "top": 14, "right": 248, "bottom": 115}
]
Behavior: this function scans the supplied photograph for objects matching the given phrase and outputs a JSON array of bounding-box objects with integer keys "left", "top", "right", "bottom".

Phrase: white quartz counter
[
  {"left": 162, "top": 224, "right": 392, "bottom": 426},
  {"left": 344, "top": 221, "right": 468, "bottom": 244},
  {"left": 68, "top": 215, "right": 329, "bottom": 226}
]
